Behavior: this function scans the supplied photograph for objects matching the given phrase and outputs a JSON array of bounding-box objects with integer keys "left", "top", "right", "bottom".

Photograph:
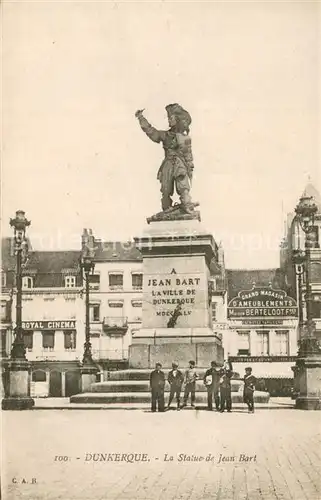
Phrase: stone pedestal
[
  {"left": 131, "top": 219, "right": 223, "bottom": 368},
  {"left": 2, "top": 360, "right": 35, "bottom": 410},
  {"left": 81, "top": 365, "right": 98, "bottom": 393},
  {"left": 294, "top": 356, "right": 321, "bottom": 410}
]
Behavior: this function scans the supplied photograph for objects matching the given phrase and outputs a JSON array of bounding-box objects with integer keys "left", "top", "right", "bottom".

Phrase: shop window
[
  {"left": 256, "top": 331, "right": 269, "bottom": 356},
  {"left": 65, "top": 276, "right": 76, "bottom": 288},
  {"left": 275, "top": 330, "right": 289, "bottom": 356},
  {"left": 109, "top": 273, "right": 123, "bottom": 289},
  {"left": 64, "top": 330, "right": 77, "bottom": 350},
  {"left": 237, "top": 331, "right": 250, "bottom": 356},
  {"left": 132, "top": 273, "right": 143, "bottom": 290},
  {"left": 22, "top": 276, "right": 33, "bottom": 289},
  {"left": 90, "top": 304, "right": 100, "bottom": 322},
  {"left": 32, "top": 370, "right": 46, "bottom": 382},
  {"left": 42, "top": 331, "right": 55, "bottom": 350},
  {"left": 23, "top": 332, "right": 33, "bottom": 350}
]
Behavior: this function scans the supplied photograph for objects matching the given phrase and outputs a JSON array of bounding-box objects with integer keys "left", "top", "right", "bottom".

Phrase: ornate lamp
[
  {"left": 80, "top": 252, "right": 95, "bottom": 366},
  {"left": 294, "top": 195, "right": 319, "bottom": 355},
  {"left": 2, "top": 210, "right": 34, "bottom": 410},
  {"left": 9, "top": 210, "right": 31, "bottom": 359}
]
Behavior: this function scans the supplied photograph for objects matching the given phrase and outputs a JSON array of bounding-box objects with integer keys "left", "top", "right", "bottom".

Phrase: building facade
[
  {"left": 280, "top": 183, "right": 321, "bottom": 344},
  {"left": 1, "top": 244, "right": 84, "bottom": 398},
  {"left": 81, "top": 230, "right": 143, "bottom": 371},
  {"left": 225, "top": 269, "right": 298, "bottom": 394}
]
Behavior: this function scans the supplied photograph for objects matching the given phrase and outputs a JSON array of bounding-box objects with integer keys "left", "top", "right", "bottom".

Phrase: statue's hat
[{"left": 165, "top": 103, "right": 191, "bottom": 126}]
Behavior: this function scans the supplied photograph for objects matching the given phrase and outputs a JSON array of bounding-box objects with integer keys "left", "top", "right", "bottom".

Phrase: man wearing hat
[
  {"left": 243, "top": 367, "right": 256, "bottom": 413},
  {"left": 182, "top": 360, "right": 198, "bottom": 408},
  {"left": 219, "top": 359, "right": 233, "bottom": 413},
  {"left": 167, "top": 362, "right": 184, "bottom": 410},
  {"left": 149, "top": 363, "right": 165, "bottom": 412},
  {"left": 203, "top": 361, "right": 220, "bottom": 411}
]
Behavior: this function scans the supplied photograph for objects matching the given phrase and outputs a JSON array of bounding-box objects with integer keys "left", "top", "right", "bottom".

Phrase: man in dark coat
[
  {"left": 150, "top": 363, "right": 165, "bottom": 412},
  {"left": 219, "top": 360, "right": 233, "bottom": 412},
  {"left": 243, "top": 367, "right": 256, "bottom": 413},
  {"left": 203, "top": 361, "right": 220, "bottom": 411},
  {"left": 167, "top": 362, "right": 184, "bottom": 410}
]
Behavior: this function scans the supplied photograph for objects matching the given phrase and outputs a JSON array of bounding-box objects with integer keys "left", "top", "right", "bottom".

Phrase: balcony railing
[
  {"left": 92, "top": 349, "right": 129, "bottom": 361},
  {"left": 102, "top": 316, "right": 128, "bottom": 334}
]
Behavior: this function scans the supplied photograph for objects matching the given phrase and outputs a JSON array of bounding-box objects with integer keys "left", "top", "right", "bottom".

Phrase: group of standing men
[{"left": 150, "top": 360, "right": 256, "bottom": 413}]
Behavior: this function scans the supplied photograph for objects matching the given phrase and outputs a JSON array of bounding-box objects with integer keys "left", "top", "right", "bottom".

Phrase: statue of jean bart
[{"left": 135, "top": 104, "right": 197, "bottom": 216}]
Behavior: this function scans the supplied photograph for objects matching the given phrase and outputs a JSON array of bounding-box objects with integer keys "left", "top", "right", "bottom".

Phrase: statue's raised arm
[
  {"left": 135, "top": 109, "right": 166, "bottom": 144},
  {"left": 135, "top": 104, "right": 196, "bottom": 216}
]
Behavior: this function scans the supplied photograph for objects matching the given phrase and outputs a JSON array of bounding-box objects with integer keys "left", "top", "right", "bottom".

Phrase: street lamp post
[
  {"left": 292, "top": 249, "right": 305, "bottom": 339},
  {"left": 2, "top": 210, "right": 35, "bottom": 410},
  {"left": 80, "top": 253, "right": 98, "bottom": 392},
  {"left": 293, "top": 195, "right": 321, "bottom": 410}
]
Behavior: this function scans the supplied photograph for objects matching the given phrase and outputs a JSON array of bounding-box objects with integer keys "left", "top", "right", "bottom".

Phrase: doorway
[{"left": 49, "top": 371, "right": 62, "bottom": 397}]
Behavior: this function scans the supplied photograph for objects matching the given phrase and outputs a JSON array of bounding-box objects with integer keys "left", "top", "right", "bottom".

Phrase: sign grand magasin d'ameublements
[{"left": 227, "top": 287, "right": 298, "bottom": 319}]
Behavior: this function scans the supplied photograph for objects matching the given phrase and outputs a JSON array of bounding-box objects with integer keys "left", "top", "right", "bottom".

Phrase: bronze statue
[{"left": 135, "top": 104, "right": 195, "bottom": 214}]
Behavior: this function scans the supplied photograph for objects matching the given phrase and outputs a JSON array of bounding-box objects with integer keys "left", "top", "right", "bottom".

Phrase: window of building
[
  {"left": 256, "top": 331, "right": 269, "bottom": 356},
  {"left": 22, "top": 276, "right": 33, "bottom": 289},
  {"left": 32, "top": 370, "right": 46, "bottom": 382},
  {"left": 275, "top": 330, "right": 289, "bottom": 356},
  {"left": 132, "top": 273, "right": 143, "bottom": 290},
  {"left": 109, "top": 273, "right": 123, "bottom": 289},
  {"left": 212, "top": 302, "right": 217, "bottom": 322},
  {"left": 108, "top": 300, "right": 124, "bottom": 308},
  {"left": 237, "top": 331, "right": 250, "bottom": 356},
  {"left": 23, "top": 332, "right": 33, "bottom": 350},
  {"left": 65, "top": 276, "right": 76, "bottom": 288},
  {"left": 1, "top": 301, "right": 7, "bottom": 322},
  {"left": 131, "top": 300, "right": 142, "bottom": 308},
  {"left": 1, "top": 330, "right": 7, "bottom": 356},
  {"left": 310, "top": 226, "right": 320, "bottom": 248},
  {"left": 64, "top": 330, "right": 77, "bottom": 350},
  {"left": 311, "top": 301, "right": 321, "bottom": 319},
  {"left": 1, "top": 271, "right": 6, "bottom": 289},
  {"left": 90, "top": 304, "right": 100, "bottom": 322},
  {"left": 42, "top": 331, "right": 55, "bottom": 350},
  {"left": 89, "top": 274, "right": 100, "bottom": 291}
]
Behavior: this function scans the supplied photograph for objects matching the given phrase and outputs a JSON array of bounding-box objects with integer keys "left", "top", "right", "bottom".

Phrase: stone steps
[
  {"left": 91, "top": 380, "right": 244, "bottom": 393},
  {"left": 70, "top": 369, "right": 270, "bottom": 405},
  {"left": 70, "top": 390, "right": 270, "bottom": 404}
]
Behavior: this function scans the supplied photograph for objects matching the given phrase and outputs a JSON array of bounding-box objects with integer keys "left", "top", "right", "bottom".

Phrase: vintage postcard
[{"left": 1, "top": 1, "right": 320, "bottom": 499}]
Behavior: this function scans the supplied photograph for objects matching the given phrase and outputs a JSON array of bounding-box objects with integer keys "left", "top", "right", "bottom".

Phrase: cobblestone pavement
[{"left": 2, "top": 408, "right": 320, "bottom": 500}]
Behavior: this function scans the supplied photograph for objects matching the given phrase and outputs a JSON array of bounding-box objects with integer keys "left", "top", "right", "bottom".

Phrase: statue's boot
[
  {"left": 161, "top": 194, "right": 173, "bottom": 212},
  {"left": 180, "top": 190, "right": 194, "bottom": 214}
]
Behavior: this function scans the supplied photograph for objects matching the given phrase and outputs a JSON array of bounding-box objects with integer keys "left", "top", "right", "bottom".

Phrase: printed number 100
[{"left": 54, "top": 456, "right": 69, "bottom": 461}]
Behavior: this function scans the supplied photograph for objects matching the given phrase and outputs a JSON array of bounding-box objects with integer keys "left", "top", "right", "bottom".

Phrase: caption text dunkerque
[{"left": 66, "top": 453, "right": 257, "bottom": 464}]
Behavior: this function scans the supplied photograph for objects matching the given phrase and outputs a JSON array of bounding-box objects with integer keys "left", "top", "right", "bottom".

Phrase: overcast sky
[{"left": 2, "top": 1, "right": 320, "bottom": 268}]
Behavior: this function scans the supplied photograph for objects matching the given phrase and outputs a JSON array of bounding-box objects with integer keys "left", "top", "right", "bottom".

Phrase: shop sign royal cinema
[{"left": 227, "top": 286, "right": 298, "bottom": 319}]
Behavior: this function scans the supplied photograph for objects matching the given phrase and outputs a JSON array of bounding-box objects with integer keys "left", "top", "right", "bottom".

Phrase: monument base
[{"left": 129, "top": 330, "right": 223, "bottom": 368}]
